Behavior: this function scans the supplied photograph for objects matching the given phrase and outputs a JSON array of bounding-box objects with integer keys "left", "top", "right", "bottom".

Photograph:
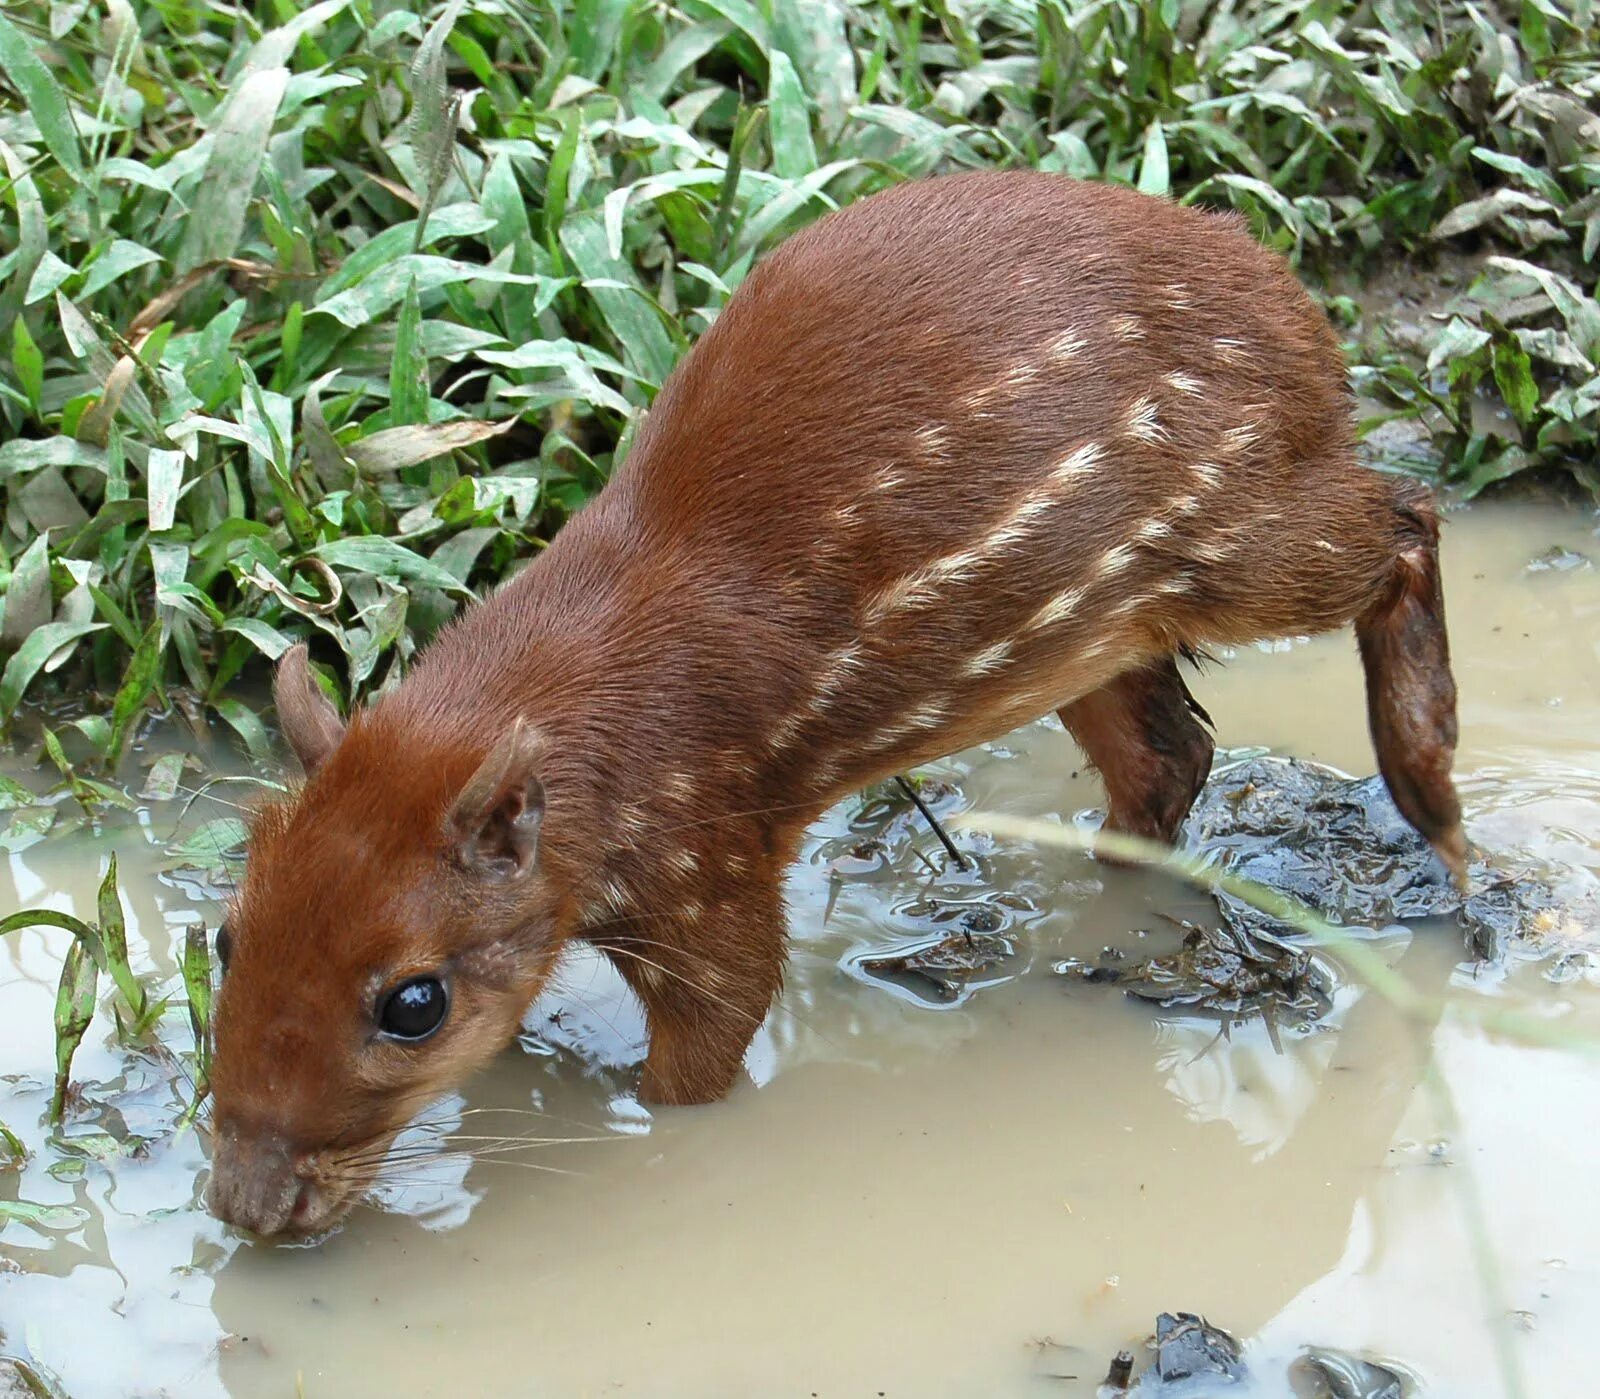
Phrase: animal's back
[{"left": 599, "top": 171, "right": 1402, "bottom": 769}]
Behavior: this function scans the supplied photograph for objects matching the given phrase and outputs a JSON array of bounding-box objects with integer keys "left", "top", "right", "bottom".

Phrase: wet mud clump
[
  {"left": 858, "top": 931, "right": 1017, "bottom": 1003},
  {"left": 1062, "top": 756, "right": 1584, "bottom": 1023},
  {"left": 1097, "top": 1316, "right": 1411, "bottom": 1396}
]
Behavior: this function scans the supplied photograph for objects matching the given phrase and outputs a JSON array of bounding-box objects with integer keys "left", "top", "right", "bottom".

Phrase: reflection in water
[{"left": 1, "top": 502, "right": 1598, "bottom": 1397}]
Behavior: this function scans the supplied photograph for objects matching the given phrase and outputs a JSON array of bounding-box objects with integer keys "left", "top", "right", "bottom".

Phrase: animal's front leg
[{"left": 603, "top": 878, "right": 788, "bottom": 1107}]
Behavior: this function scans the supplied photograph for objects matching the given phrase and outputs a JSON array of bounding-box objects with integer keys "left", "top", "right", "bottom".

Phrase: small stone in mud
[
  {"left": 858, "top": 933, "right": 1014, "bottom": 1002},
  {"left": 1153, "top": 1311, "right": 1246, "bottom": 1384},
  {"left": 1293, "top": 1346, "right": 1406, "bottom": 1399}
]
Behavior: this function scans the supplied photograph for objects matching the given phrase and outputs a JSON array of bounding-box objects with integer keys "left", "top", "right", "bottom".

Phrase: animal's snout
[{"left": 207, "top": 1121, "right": 323, "bottom": 1238}]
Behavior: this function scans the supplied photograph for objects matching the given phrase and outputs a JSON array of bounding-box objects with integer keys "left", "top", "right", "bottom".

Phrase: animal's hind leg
[
  {"left": 1058, "top": 654, "right": 1215, "bottom": 848},
  {"left": 1355, "top": 484, "right": 1467, "bottom": 885}
]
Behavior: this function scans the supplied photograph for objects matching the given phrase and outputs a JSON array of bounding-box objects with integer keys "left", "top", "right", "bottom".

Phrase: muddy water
[{"left": 2, "top": 501, "right": 1598, "bottom": 1398}]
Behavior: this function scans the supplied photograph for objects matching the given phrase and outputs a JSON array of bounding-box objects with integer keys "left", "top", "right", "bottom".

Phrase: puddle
[{"left": 2, "top": 500, "right": 1598, "bottom": 1397}]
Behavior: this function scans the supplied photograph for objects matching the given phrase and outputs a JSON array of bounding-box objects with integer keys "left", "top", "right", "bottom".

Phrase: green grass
[{"left": 0, "top": 0, "right": 1597, "bottom": 746}]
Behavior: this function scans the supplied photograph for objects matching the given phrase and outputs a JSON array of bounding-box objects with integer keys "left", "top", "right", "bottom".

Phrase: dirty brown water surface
[{"left": 2, "top": 500, "right": 1598, "bottom": 1398}]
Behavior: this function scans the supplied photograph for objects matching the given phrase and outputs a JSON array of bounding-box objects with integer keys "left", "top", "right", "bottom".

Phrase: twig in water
[{"left": 895, "top": 774, "right": 970, "bottom": 873}]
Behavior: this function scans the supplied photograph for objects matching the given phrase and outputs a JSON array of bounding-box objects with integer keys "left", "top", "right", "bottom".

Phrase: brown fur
[{"left": 207, "top": 171, "right": 1464, "bottom": 1236}]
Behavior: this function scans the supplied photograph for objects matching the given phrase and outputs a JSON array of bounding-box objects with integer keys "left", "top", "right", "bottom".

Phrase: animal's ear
[
  {"left": 445, "top": 719, "right": 545, "bottom": 881},
  {"left": 273, "top": 643, "right": 346, "bottom": 775}
]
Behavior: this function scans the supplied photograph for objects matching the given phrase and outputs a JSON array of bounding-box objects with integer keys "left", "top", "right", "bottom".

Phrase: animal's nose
[{"left": 207, "top": 1123, "right": 312, "bottom": 1238}]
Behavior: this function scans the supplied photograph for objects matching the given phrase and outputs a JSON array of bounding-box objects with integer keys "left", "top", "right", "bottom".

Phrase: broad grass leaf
[
  {"left": 636, "top": 21, "right": 731, "bottom": 102},
  {"left": 0, "top": 139, "right": 47, "bottom": 339},
  {"left": 568, "top": 0, "right": 635, "bottom": 79},
  {"left": 559, "top": 212, "right": 680, "bottom": 384},
  {"left": 10, "top": 316, "right": 44, "bottom": 414},
  {"left": 169, "top": 817, "right": 249, "bottom": 864},
  {"left": 391, "top": 279, "right": 429, "bottom": 425},
  {"left": 0, "top": 622, "right": 106, "bottom": 722},
  {"left": 1486, "top": 256, "right": 1600, "bottom": 359},
  {"left": 312, "top": 253, "right": 549, "bottom": 328},
  {"left": 768, "top": 51, "right": 818, "bottom": 180},
  {"left": 182, "top": 923, "right": 212, "bottom": 1091},
  {"left": 1433, "top": 189, "right": 1559, "bottom": 240},
  {"left": 77, "top": 240, "right": 164, "bottom": 300},
  {"left": 144, "top": 448, "right": 186, "bottom": 532},
  {"left": 97, "top": 854, "right": 147, "bottom": 1021},
  {"left": 0, "top": 1199, "right": 90, "bottom": 1231},
  {"left": 1, "top": 535, "right": 53, "bottom": 652},
  {"left": 478, "top": 339, "right": 634, "bottom": 414},
  {"left": 107, "top": 622, "right": 164, "bottom": 767},
  {"left": 1137, "top": 120, "right": 1169, "bottom": 197},
  {"left": 52, "top": 939, "right": 98, "bottom": 1122},
  {"left": 346, "top": 417, "right": 518, "bottom": 473},
  {"left": 408, "top": 0, "right": 466, "bottom": 245},
  {"left": 0, "top": 12, "right": 83, "bottom": 180},
  {"left": 313, "top": 535, "right": 474, "bottom": 594},
  {"left": 299, "top": 377, "right": 353, "bottom": 484},
  {"left": 222, "top": 617, "right": 295, "bottom": 660},
  {"left": 212, "top": 697, "right": 276, "bottom": 764},
  {"left": 1492, "top": 335, "right": 1539, "bottom": 424},
  {"left": 770, "top": 0, "right": 856, "bottom": 138},
  {"left": 176, "top": 67, "right": 290, "bottom": 272},
  {"left": 602, "top": 170, "right": 725, "bottom": 260},
  {"left": 682, "top": 0, "right": 769, "bottom": 56}
]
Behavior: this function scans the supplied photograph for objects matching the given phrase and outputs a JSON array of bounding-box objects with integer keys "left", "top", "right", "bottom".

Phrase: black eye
[
  {"left": 215, "top": 923, "right": 233, "bottom": 974},
  {"left": 378, "top": 976, "right": 449, "bottom": 1041}
]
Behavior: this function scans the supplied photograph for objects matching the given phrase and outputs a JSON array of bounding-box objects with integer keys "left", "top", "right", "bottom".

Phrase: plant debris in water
[
  {"left": 1099, "top": 1319, "right": 1411, "bottom": 1396},
  {"left": 1062, "top": 757, "right": 1584, "bottom": 1026},
  {"left": 1184, "top": 756, "right": 1574, "bottom": 961},
  {"left": 858, "top": 932, "right": 1017, "bottom": 1004}
]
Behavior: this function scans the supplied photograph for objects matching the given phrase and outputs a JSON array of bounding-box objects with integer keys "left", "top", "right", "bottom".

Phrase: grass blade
[
  {"left": 176, "top": 67, "right": 290, "bottom": 272},
  {"left": 96, "top": 853, "right": 149, "bottom": 1029},
  {"left": 0, "top": 13, "right": 83, "bottom": 181},
  {"left": 50, "top": 939, "right": 99, "bottom": 1124}
]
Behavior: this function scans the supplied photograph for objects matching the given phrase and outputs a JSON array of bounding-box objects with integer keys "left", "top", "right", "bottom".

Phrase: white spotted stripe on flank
[
  {"left": 868, "top": 700, "right": 951, "bottom": 753},
  {"left": 1051, "top": 441, "right": 1104, "bottom": 483},
  {"left": 964, "top": 640, "right": 1015, "bottom": 677},
  {"left": 1026, "top": 584, "right": 1088, "bottom": 633},
  {"left": 1124, "top": 395, "right": 1169, "bottom": 444},
  {"left": 767, "top": 710, "right": 807, "bottom": 753},
  {"left": 1047, "top": 329, "right": 1088, "bottom": 363},
  {"left": 1190, "top": 461, "right": 1224, "bottom": 489},
  {"left": 665, "top": 848, "right": 700, "bottom": 879},
  {"left": 864, "top": 444, "right": 1104, "bottom": 622},
  {"left": 1111, "top": 313, "right": 1144, "bottom": 341},
  {"left": 660, "top": 773, "right": 695, "bottom": 805},
  {"left": 1094, "top": 542, "right": 1138, "bottom": 579},
  {"left": 1165, "top": 371, "right": 1203, "bottom": 396},
  {"left": 1221, "top": 421, "right": 1262, "bottom": 455},
  {"left": 810, "top": 643, "right": 866, "bottom": 712}
]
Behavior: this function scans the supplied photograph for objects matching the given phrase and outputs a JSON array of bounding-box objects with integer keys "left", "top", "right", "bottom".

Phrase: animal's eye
[
  {"left": 378, "top": 976, "right": 449, "bottom": 1041},
  {"left": 215, "top": 923, "right": 233, "bottom": 974}
]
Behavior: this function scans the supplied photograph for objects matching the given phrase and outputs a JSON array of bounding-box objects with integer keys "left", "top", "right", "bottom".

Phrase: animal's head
[{"left": 206, "top": 646, "right": 569, "bottom": 1237}]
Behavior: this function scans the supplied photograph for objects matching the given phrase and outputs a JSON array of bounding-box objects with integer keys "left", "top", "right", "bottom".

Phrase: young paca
[{"left": 208, "top": 170, "right": 1463, "bottom": 1236}]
